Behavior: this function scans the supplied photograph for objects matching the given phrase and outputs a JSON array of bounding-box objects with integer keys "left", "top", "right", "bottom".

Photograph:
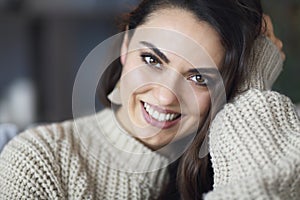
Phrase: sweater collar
[
  {"left": 74, "top": 108, "right": 171, "bottom": 191},
  {"left": 95, "top": 108, "right": 170, "bottom": 173}
]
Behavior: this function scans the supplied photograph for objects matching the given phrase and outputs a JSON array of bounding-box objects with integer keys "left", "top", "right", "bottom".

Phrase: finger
[
  {"left": 274, "top": 38, "right": 285, "bottom": 60},
  {"left": 263, "top": 14, "right": 285, "bottom": 60},
  {"left": 275, "top": 38, "right": 283, "bottom": 50},
  {"left": 262, "top": 14, "right": 273, "bottom": 35}
]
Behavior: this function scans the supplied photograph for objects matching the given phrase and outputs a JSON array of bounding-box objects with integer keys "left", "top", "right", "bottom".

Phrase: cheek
[
  {"left": 195, "top": 91, "right": 211, "bottom": 117},
  {"left": 121, "top": 51, "right": 142, "bottom": 75},
  {"left": 121, "top": 61, "right": 136, "bottom": 76},
  {"left": 119, "top": 68, "right": 152, "bottom": 108}
]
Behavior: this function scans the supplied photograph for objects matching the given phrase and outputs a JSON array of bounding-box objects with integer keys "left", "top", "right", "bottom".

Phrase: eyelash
[
  {"left": 140, "top": 51, "right": 208, "bottom": 87},
  {"left": 140, "top": 52, "right": 163, "bottom": 69},
  {"left": 188, "top": 74, "right": 208, "bottom": 87}
]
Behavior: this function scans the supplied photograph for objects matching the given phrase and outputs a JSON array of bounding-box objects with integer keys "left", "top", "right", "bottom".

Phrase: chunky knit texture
[
  {"left": 1, "top": 36, "right": 299, "bottom": 199},
  {"left": 205, "top": 89, "right": 300, "bottom": 199},
  {"left": 0, "top": 109, "right": 169, "bottom": 199},
  {"left": 204, "top": 36, "right": 300, "bottom": 199}
]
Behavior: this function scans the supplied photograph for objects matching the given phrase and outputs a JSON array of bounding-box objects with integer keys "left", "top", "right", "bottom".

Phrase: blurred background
[{"left": 0, "top": 0, "right": 299, "bottom": 132}]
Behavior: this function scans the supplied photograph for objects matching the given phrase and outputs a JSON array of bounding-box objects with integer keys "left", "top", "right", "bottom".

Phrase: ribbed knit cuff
[{"left": 239, "top": 36, "right": 283, "bottom": 91}]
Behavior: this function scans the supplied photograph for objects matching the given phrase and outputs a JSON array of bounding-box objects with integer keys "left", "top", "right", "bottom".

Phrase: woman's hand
[{"left": 262, "top": 14, "right": 285, "bottom": 60}]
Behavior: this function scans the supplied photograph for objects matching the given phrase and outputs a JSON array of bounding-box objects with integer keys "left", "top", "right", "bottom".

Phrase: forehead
[{"left": 129, "top": 8, "right": 225, "bottom": 69}]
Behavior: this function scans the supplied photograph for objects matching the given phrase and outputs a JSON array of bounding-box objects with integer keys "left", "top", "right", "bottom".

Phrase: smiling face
[{"left": 116, "top": 8, "right": 225, "bottom": 150}]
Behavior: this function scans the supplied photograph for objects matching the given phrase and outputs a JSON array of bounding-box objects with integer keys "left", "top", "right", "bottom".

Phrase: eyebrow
[
  {"left": 140, "top": 41, "right": 170, "bottom": 64},
  {"left": 187, "top": 68, "right": 219, "bottom": 76}
]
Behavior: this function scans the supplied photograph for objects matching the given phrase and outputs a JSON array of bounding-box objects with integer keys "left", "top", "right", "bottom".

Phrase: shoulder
[
  {"left": 6, "top": 108, "right": 111, "bottom": 156},
  {"left": 2, "top": 117, "right": 78, "bottom": 159},
  {"left": 0, "top": 109, "right": 108, "bottom": 165}
]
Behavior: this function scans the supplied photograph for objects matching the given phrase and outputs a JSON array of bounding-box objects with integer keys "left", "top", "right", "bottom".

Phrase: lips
[{"left": 141, "top": 101, "right": 182, "bottom": 129}]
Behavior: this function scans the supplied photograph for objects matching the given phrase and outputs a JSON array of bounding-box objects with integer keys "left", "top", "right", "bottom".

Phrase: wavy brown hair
[{"left": 98, "top": 0, "right": 263, "bottom": 199}]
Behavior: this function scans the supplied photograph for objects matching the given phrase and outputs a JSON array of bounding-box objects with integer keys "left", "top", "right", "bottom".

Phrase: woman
[{"left": 0, "top": 0, "right": 299, "bottom": 200}]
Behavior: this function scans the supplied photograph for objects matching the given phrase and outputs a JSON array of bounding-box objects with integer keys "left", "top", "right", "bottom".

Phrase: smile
[
  {"left": 144, "top": 102, "right": 180, "bottom": 121},
  {"left": 141, "top": 101, "right": 182, "bottom": 129}
]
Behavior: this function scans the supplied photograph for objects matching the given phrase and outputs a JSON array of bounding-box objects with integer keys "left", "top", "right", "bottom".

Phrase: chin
[{"left": 136, "top": 132, "right": 175, "bottom": 150}]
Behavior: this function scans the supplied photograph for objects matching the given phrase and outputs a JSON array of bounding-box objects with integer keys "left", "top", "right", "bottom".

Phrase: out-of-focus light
[{"left": 0, "top": 78, "right": 36, "bottom": 129}]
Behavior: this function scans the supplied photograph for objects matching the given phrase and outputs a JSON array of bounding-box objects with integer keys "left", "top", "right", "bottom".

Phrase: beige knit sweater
[
  {"left": 204, "top": 36, "right": 300, "bottom": 199},
  {"left": 205, "top": 89, "right": 300, "bottom": 199},
  {"left": 0, "top": 109, "right": 169, "bottom": 199},
  {"left": 1, "top": 36, "right": 300, "bottom": 199}
]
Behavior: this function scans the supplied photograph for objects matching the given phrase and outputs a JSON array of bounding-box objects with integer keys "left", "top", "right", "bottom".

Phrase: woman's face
[{"left": 116, "top": 8, "right": 225, "bottom": 150}]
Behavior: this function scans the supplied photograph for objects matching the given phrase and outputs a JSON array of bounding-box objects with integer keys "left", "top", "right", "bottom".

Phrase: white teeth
[
  {"left": 170, "top": 114, "right": 174, "bottom": 119},
  {"left": 145, "top": 104, "right": 150, "bottom": 112},
  {"left": 153, "top": 111, "right": 159, "bottom": 119},
  {"left": 158, "top": 113, "right": 165, "bottom": 122},
  {"left": 166, "top": 114, "right": 170, "bottom": 121},
  {"left": 143, "top": 102, "right": 180, "bottom": 122},
  {"left": 149, "top": 108, "right": 154, "bottom": 116}
]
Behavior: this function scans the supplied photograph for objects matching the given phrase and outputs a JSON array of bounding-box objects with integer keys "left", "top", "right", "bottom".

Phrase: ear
[{"left": 120, "top": 26, "right": 129, "bottom": 65}]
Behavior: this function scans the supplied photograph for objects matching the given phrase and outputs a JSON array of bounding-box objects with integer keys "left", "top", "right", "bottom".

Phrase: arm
[
  {"left": 238, "top": 14, "right": 284, "bottom": 91},
  {"left": 204, "top": 89, "right": 300, "bottom": 199},
  {"left": 205, "top": 16, "right": 300, "bottom": 199},
  {"left": 238, "top": 35, "right": 283, "bottom": 91}
]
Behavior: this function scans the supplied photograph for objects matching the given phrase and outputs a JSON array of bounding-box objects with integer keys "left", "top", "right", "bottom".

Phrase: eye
[
  {"left": 188, "top": 74, "right": 208, "bottom": 86},
  {"left": 141, "top": 53, "right": 162, "bottom": 69}
]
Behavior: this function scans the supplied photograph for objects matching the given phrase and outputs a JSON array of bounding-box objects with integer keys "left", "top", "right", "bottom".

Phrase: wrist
[{"left": 239, "top": 36, "right": 284, "bottom": 91}]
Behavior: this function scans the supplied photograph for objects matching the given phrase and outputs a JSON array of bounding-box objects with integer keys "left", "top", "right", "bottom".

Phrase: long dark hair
[{"left": 98, "top": 0, "right": 263, "bottom": 199}]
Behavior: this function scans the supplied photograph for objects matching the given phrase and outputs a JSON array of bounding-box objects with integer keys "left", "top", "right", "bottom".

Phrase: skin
[{"left": 116, "top": 8, "right": 225, "bottom": 150}]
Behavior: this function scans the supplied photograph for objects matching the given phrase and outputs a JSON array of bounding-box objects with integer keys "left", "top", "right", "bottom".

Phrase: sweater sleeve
[
  {"left": 204, "top": 89, "right": 300, "bottom": 199},
  {"left": 238, "top": 35, "right": 284, "bottom": 91}
]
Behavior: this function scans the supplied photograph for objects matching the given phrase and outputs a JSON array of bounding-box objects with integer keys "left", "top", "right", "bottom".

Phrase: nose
[{"left": 153, "top": 86, "right": 178, "bottom": 106}]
